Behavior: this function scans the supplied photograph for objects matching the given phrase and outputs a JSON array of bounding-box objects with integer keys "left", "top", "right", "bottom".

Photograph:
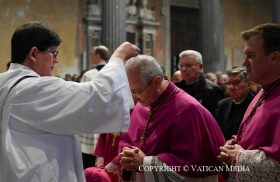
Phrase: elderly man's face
[
  {"left": 127, "top": 68, "right": 156, "bottom": 107},
  {"left": 179, "top": 55, "right": 203, "bottom": 84},
  {"left": 226, "top": 75, "right": 250, "bottom": 102}
]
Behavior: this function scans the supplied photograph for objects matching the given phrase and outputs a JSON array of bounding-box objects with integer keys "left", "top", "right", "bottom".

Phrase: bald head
[
  {"left": 91, "top": 45, "right": 110, "bottom": 64},
  {"left": 172, "top": 70, "right": 182, "bottom": 83}
]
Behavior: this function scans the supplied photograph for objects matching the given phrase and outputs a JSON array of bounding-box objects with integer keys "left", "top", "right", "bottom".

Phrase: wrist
[
  {"left": 112, "top": 52, "right": 126, "bottom": 61},
  {"left": 231, "top": 151, "right": 241, "bottom": 166}
]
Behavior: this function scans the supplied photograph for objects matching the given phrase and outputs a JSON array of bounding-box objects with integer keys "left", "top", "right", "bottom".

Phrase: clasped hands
[
  {"left": 217, "top": 139, "right": 244, "bottom": 166},
  {"left": 119, "top": 139, "right": 244, "bottom": 172},
  {"left": 119, "top": 146, "right": 146, "bottom": 172}
]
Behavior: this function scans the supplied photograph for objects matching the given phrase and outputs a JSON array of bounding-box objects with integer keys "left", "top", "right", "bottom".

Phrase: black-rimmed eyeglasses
[
  {"left": 177, "top": 63, "right": 199, "bottom": 69},
  {"left": 131, "top": 80, "right": 152, "bottom": 98},
  {"left": 46, "top": 47, "right": 59, "bottom": 58}
]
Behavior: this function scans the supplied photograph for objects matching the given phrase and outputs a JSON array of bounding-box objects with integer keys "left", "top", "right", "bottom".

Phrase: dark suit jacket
[
  {"left": 216, "top": 92, "right": 255, "bottom": 140},
  {"left": 176, "top": 74, "right": 224, "bottom": 117}
]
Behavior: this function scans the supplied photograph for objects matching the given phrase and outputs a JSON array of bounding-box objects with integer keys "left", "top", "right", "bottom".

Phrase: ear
[
  {"left": 271, "top": 51, "right": 280, "bottom": 63},
  {"left": 27, "top": 46, "right": 38, "bottom": 63},
  {"left": 199, "top": 63, "right": 204, "bottom": 72},
  {"left": 153, "top": 75, "right": 162, "bottom": 88}
]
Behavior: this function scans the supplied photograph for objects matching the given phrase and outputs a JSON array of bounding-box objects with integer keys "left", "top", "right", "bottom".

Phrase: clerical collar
[
  {"left": 232, "top": 94, "right": 247, "bottom": 104},
  {"left": 150, "top": 81, "right": 176, "bottom": 109},
  {"left": 262, "top": 76, "right": 280, "bottom": 91},
  {"left": 95, "top": 64, "right": 105, "bottom": 71},
  {"left": 184, "top": 74, "right": 202, "bottom": 85}
]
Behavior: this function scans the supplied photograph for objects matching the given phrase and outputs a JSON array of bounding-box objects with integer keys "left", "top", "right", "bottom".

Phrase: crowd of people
[{"left": 1, "top": 21, "right": 280, "bottom": 182}]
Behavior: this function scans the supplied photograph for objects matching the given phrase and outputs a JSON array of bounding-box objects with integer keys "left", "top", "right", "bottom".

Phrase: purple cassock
[
  {"left": 237, "top": 85, "right": 280, "bottom": 161},
  {"left": 118, "top": 81, "right": 226, "bottom": 178},
  {"left": 94, "top": 133, "right": 120, "bottom": 166},
  {"left": 84, "top": 167, "right": 111, "bottom": 182}
]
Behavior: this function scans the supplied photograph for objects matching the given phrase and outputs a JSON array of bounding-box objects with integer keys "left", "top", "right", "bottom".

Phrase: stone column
[
  {"left": 162, "top": 0, "right": 171, "bottom": 78},
  {"left": 102, "top": 0, "right": 126, "bottom": 52},
  {"left": 199, "top": 0, "right": 225, "bottom": 72},
  {"left": 272, "top": 0, "right": 280, "bottom": 23}
]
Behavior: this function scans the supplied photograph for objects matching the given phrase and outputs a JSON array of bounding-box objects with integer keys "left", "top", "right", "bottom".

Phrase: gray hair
[
  {"left": 179, "top": 50, "right": 203, "bottom": 64},
  {"left": 228, "top": 67, "right": 248, "bottom": 82},
  {"left": 125, "top": 55, "right": 163, "bottom": 84}
]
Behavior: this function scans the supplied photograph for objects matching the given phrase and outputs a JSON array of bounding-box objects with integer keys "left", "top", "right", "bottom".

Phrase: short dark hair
[
  {"left": 94, "top": 45, "right": 111, "bottom": 61},
  {"left": 11, "top": 21, "right": 62, "bottom": 64},
  {"left": 241, "top": 23, "right": 280, "bottom": 54},
  {"left": 228, "top": 67, "right": 248, "bottom": 82}
]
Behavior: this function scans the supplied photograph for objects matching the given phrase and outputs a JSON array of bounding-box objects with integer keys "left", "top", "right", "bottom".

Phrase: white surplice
[{"left": 0, "top": 57, "right": 133, "bottom": 182}]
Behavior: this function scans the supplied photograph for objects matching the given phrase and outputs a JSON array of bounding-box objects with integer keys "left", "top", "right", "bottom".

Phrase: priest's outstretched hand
[{"left": 112, "top": 42, "right": 140, "bottom": 62}]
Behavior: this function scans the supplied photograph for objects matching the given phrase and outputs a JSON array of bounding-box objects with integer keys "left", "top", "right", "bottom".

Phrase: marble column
[
  {"left": 102, "top": 0, "right": 126, "bottom": 52},
  {"left": 199, "top": 0, "right": 225, "bottom": 72},
  {"left": 272, "top": 0, "right": 280, "bottom": 23},
  {"left": 162, "top": 0, "right": 171, "bottom": 78}
]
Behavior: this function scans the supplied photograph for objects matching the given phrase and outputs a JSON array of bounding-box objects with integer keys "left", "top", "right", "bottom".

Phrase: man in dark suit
[
  {"left": 175, "top": 50, "right": 224, "bottom": 116},
  {"left": 216, "top": 67, "right": 254, "bottom": 140}
]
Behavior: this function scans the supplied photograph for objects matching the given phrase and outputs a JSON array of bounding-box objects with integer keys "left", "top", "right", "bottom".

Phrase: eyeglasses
[
  {"left": 131, "top": 80, "right": 152, "bottom": 98},
  {"left": 178, "top": 63, "right": 199, "bottom": 69},
  {"left": 226, "top": 80, "right": 242, "bottom": 86},
  {"left": 46, "top": 47, "right": 59, "bottom": 58}
]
